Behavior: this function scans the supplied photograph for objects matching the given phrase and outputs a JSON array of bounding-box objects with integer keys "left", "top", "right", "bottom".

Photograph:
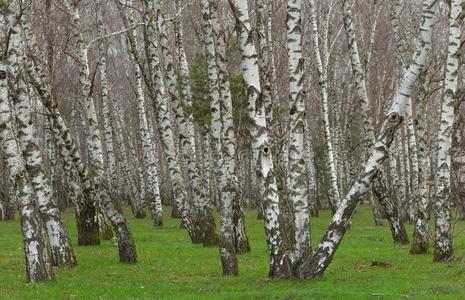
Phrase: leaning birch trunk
[
  {"left": 22, "top": 15, "right": 101, "bottom": 246},
  {"left": 298, "top": 0, "right": 436, "bottom": 278},
  {"left": 340, "top": 0, "right": 408, "bottom": 240},
  {"left": 9, "top": 14, "right": 77, "bottom": 267},
  {"left": 229, "top": 0, "right": 292, "bottom": 278},
  {"left": 157, "top": 1, "right": 217, "bottom": 245},
  {"left": 0, "top": 59, "right": 54, "bottom": 283},
  {"left": 433, "top": 0, "right": 462, "bottom": 263},
  {"left": 209, "top": 0, "right": 250, "bottom": 254},
  {"left": 142, "top": 0, "right": 199, "bottom": 243},
  {"left": 285, "top": 0, "right": 311, "bottom": 266},
  {"left": 66, "top": 0, "right": 137, "bottom": 263}
]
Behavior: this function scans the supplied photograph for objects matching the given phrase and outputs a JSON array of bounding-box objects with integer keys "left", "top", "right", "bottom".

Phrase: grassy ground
[{"left": 1, "top": 206, "right": 465, "bottom": 299}]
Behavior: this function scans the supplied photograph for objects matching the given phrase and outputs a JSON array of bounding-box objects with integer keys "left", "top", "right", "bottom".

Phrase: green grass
[{"left": 1, "top": 206, "right": 465, "bottom": 299}]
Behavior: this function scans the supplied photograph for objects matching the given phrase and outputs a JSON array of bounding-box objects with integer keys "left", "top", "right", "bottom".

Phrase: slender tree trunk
[
  {"left": 209, "top": 0, "right": 250, "bottom": 254},
  {"left": 199, "top": 0, "right": 238, "bottom": 274},
  {"left": 134, "top": 63, "right": 163, "bottom": 226},
  {"left": 411, "top": 71, "right": 432, "bottom": 254},
  {"left": 308, "top": 0, "right": 340, "bottom": 211}
]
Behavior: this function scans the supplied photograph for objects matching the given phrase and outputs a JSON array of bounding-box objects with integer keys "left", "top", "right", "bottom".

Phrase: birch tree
[
  {"left": 65, "top": 0, "right": 137, "bottom": 263},
  {"left": 0, "top": 5, "right": 54, "bottom": 281},
  {"left": 140, "top": 0, "right": 201, "bottom": 243},
  {"left": 229, "top": 0, "right": 292, "bottom": 278},
  {"left": 340, "top": 0, "right": 408, "bottom": 243},
  {"left": 156, "top": 0, "right": 217, "bottom": 245},
  {"left": 9, "top": 9, "right": 77, "bottom": 267},
  {"left": 433, "top": 0, "right": 462, "bottom": 263},
  {"left": 286, "top": 0, "right": 311, "bottom": 265},
  {"left": 298, "top": 0, "right": 437, "bottom": 278}
]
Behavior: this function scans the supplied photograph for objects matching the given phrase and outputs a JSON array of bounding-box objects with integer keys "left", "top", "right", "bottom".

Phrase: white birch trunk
[
  {"left": 210, "top": 0, "right": 250, "bottom": 254},
  {"left": 433, "top": 0, "right": 462, "bottom": 262},
  {"left": 229, "top": 0, "right": 292, "bottom": 278},
  {"left": 134, "top": 64, "right": 163, "bottom": 225},
  {"left": 308, "top": 0, "right": 340, "bottom": 210},
  {"left": 0, "top": 58, "right": 54, "bottom": 282},
  {"left": 286, "top": 0, "right": 311, "bottom": 265}
]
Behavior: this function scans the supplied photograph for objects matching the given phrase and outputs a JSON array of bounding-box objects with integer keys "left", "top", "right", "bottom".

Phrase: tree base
[
  {"left": 269, "top": 253, "right": 292, "bottom": 279},
  {"left": 76, "top": 211, "right": 100, "bottom": 246},
  {"left": 115, "top": 223, "right": 137, "bottom": 264},
  {"left": 152, "top": 211, "right": 163, "bottom": 227},
  {"left": 410, "top": 240, "right": 428, "bottom": 254},
  {"left": 433, "top": 249, "right": 454, "bottom": 262},
  {"left": 134, "top": 210, "right": 146, "bottom": 219}
]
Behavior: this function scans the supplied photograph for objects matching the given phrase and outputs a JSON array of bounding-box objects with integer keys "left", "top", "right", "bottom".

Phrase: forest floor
[{"left": 1, "top": 206, "right": 465, "bottom": 299}]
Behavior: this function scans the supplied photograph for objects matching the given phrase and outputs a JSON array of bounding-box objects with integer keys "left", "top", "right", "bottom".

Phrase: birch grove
[{"left": 2, "top": 0, "right": 465, "bottom": 287}]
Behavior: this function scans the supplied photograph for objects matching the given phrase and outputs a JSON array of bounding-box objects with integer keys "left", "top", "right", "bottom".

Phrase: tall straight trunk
[
  {"left": 304, "top": 125, "right": 318, "bottom": 217},
  {"left": 0, "top": 60, "right": 54, "bottom": 283},
  {"left": 199, "top": 0, "right": 237, "bottom": 274},
  {"left": 95, "top": 0, "right": 115, "bottom": 240},
  {"left": 285, "top": 0, "right": 311, "bottom": 265},
  {"left": 298, "top": 0, "right": 436, "bottom": 278},
  {"left": 340, "top": 0, "right": 404, "bottom": 232},
  {"left": 308, "top": 0, "right": 340, "bottom": 211},
  {"left": 10, "top": 14, "right": 76, "bottom": 267},
  {"left": 65, "top": 0, "right": 137, "bottom": 263},
  {"left": 112, "top": 101, "right": 145, "bottom": 217},
  {"left": 209, "top": 0, "right": 250, "bottom": 254},
  {"left": 229, "top": 0, "right": 292, "bottom": 278},
  {"left": 134, "top": 63, "right": 163, "bottom": 226},
  {"left": 97, "top": 3, "right": 118, "bottom": 202},
  {"left": 433, "top": 0, "right": 462, "bottom": 263},
  {"left": 156, "top": 1, "right": 217, "bottom": 245},
  {"left": 411, "top": 71, "right": 431, "bottom": 254},
  {"left": 142, "top": 0, "right": 199, "bottom": 243}
]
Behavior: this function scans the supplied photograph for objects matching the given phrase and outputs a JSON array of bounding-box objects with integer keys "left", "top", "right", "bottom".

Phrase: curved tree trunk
[{"left": 0, "top": 58, "right": 54, "bottom": 282}]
